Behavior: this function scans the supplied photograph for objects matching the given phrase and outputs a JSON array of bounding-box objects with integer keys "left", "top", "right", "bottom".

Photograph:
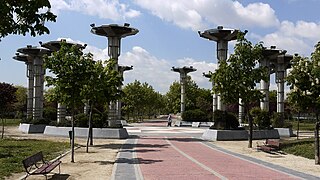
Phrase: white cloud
[
  {"left": 82, "top": 45, "right": 217, "bottom": 93},
  {"left": 261, "top": 21, "right": 320, "bottom": 56},
  {"left": 50, "top": 0, "right": 141, "bottom": 20},
  {"left": 134, "top": 0, "right": 279, "bottom": 30}
]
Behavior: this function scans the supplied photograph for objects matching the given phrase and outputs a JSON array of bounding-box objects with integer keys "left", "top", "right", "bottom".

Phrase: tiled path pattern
[{"left": 112, "top": 121, "right": 319, "bottom": 180}]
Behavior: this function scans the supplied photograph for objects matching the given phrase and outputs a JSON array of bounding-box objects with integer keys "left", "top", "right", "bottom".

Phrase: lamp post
[
  {"left": 198, "top": 26, "right": 239, "bottom": 111},
  {"left": 171, "top": 66, "right": 197, "bottom": 114},
  {"left": 91, "top": 23, "right": 138, "bottom": 126}
]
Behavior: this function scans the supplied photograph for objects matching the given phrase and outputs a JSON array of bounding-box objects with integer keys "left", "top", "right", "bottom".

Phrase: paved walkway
[{"left": 112, "top": 120, "right": 319, "bottom": 180}]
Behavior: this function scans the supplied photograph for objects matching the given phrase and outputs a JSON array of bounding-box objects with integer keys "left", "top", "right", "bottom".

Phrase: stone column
[
  {"left": 57, "top": 103, "right": 66, "bottom": 123},
  {"left": 276, "top": 61, "right": 285, "bottom": 114},
  {"left": 180, "top": 73, "right": 186, "bottom": 114},
  {"left": 26, "top": 61, "right": 34, "bottom": 119},
  {"left": 260, "top": 59, "right": 270, "bottom": 111},
  {"left": 108, "top": 36, "right": 121, "bottom": 124},
  {"left": 33, "top": 56, "right": 43, "bottom": 119},
  {"left": 239, "top": 98, "right": 244, "bottom": 124}
]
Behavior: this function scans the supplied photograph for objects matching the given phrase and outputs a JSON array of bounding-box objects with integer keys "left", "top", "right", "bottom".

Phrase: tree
[
  {"left": 287, "top": 41, "right": 320, "bottom": 128},
  {"left": 0, "top": 0, "right": 56, "bottom": 40},
  {"left": 45, "top": 43, "right": 93, "bottom": 162},
  {"left": 122, "top": 80, "right": 164, "bottom": 120},
  {"left": 0, "top": 82, "right": 17, "bottom": 138},
  {"left": 13, "top": 85, "right": 27, "bottom": 118},
  {"left": 165, "top": 76, "right": 211, "bottom": 115},
  {"left": 81, "top": 59, "right": 122, "bottom": 152},
  {"left": 211, "top": 32, "right": 266, "bottom": 148}
]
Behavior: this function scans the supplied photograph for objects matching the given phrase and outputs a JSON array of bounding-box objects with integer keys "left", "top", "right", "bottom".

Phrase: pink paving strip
[
  {"left": 136, "top": 137, "right": 220, "bottom": 180},
  {"left": 168, "top": 137, "right": 300, "bottom": 180}
]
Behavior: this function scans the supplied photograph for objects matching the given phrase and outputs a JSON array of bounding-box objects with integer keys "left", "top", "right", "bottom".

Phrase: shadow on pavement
[
  {"left": 50, "top": 173, "right": 70, "bottom": 180},
  {"left": 116, "top": 157, "right": 163, "bottom": 164}
]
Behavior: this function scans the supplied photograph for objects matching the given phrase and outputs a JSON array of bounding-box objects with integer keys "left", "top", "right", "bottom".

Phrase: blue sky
[{"left": 1, "top": 0, "right": 320, "bottom": 94}]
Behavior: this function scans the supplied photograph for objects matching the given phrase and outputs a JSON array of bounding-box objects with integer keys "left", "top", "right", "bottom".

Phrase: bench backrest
[{"left": 22, "top": 152, "right": 44, "bottom": 171}]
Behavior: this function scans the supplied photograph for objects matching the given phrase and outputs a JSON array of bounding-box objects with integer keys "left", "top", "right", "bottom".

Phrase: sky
[{"left": 1, "top": 0, "right": 320, "bottom": 94}]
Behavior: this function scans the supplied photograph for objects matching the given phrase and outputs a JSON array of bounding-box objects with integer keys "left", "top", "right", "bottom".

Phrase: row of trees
[{"left": 121, "top": 76, "right": 212, "bottom": 121}]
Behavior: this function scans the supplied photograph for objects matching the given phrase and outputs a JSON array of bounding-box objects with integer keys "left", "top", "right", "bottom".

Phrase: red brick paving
[{"left": 136, "top": 137, "right": 299, "bottom": 180}]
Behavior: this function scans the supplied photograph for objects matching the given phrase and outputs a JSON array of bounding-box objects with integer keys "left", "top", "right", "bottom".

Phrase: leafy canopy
[
  {"left": 211, "top": 32, "right": 266, "bottom": 106},
  {"left": 0, "top": 0, "right": 56, "bottom": 40}
]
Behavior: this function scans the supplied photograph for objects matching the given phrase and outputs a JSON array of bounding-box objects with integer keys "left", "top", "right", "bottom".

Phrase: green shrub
[
  {"left": 182, "top": 109, "right": 208, "bottom": 122},
  {"left": 271, "top": 112, "right": 292, "bottom": 128},
  {"left": 43, "top": 107, "right": 57, "bottom": 121},
  {"left": 211, "top": 110, "right": 239, "bottom": 130},
  {"left": 250, "top": 107, "right": 271, "bottom": 129},
  {"left": 74, "top": 113, "right": 88, "bottom": 127}
]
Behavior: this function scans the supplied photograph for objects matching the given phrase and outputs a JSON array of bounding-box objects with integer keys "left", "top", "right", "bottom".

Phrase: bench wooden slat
[
  {"left": 22, "top": 151, "right": 61, "bottom": 178},
  {"left": 33, "top": 160, "right": 61, "bottom": 174}
]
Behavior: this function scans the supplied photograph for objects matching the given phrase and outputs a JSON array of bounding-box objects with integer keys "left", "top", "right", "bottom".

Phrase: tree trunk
[
  {"left": 1, "top": 118, "right": 4, "bottom": 139},
  {"left": 315, "top": 121, "right": 320, "bottom": 165},
  {"left": 297, "top": 111, "right": 300, "bottom": 140},
  {"left": 245, "top": 105, "right": 253, "bottom": 148},
  {"left": 86, "top": 102, "right": 94, "bottom": 153},
  {"left": 71, "top": 108, "right": 75, "bottom": 163}
]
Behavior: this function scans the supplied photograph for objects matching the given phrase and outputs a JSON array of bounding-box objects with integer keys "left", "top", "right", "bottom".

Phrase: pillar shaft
[
  {"left": 276, "top": 66, "right": 285, "bottom": 113},
  {"left": 217, "top": 41, "right": 228, "bottom": 62},
  {"left": 26, "top": 62, "right": 34, "bottom": 119},
  {"left": 33, "top": 56, "right": 43, "bottom": 120},
  {"left": 108, "top": 36, "right": 121, "bottom": 121},
  {"left": 212, "top": 81, "right": 217, "bottom": 112},
  {"left": 260, "top": 59, "right": 270, "bottom": 111},
  {"left": 180, "top": 73, "right": 186, "bottom": 114},
  {"left": 57, "top": 103, "right": 66, "bottom": 123},
  {"left": 239, "top": 98, "right": 244, "bottom": 124}
]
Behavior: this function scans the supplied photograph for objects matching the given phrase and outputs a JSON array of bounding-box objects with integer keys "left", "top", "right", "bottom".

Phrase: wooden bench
[
  {"left": 257, "top": 139, "right": 281, "bottom": 152},
  {"left": 22, "top": 151, "right": 61, "bottom": 179}
]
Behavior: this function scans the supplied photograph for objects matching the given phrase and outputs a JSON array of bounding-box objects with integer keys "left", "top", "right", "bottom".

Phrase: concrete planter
[
  {"left": 174, "top": 121, "right": 192, "bottom": 127},
  {"left": 202, "top": 129, "right": 280, "bottom": 141},
  {"left": 192, "top": 122, "right": 214, "bottom": 127},
  {"left": 44, "top": 126, "right": 128, "bottom": 139},
  {"left": 19, "top": 123, "right": 46, "bottom": 134},
  {"left": 275, "top": 128, "right": 295, "bottom": 137}
]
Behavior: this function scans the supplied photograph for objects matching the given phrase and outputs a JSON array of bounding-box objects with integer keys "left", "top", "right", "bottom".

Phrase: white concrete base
[
  {"left": 18, "top": 123, "right": 46, "bottom": 133},
  {"left": 202, "top": 129, "right": 280, "bottom": 141},
  {"left": 275, "top": 128, "right": 295, "bottom": 137},
  {"left": 174, "top": 121, "right": 192, "bottom": 127},
  {"left": 44, "top": 126, "right": 129, "bottom": 139},
  {"left": 191, "top": 122, "right": 214, "bottom": 127}
]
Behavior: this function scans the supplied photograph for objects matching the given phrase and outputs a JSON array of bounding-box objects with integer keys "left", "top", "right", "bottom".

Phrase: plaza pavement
[
  {"left": 112, "top": 120, "right": 320, "bottom": 180},
  {"left": 5, "top": 119, "right": 320, "bottom": 179}
]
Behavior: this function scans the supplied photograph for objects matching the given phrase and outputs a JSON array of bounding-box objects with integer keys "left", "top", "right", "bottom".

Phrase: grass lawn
[
  {"left": 281, "top": 138, "right": 315, "bottom": 159},
  {"left": 290, "top": 120, "right": 317, "bottom": 131},
  {"left": 0, "top": 138, "right": 69, "bottom": 179},
  {"left": 0, "top": 119, "right": 21, "bottom": 126}
]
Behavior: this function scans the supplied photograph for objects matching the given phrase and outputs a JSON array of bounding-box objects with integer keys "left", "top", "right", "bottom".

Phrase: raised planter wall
[
  {"left": 44, "top": 126, "right": 129, "bottom": 139},
  {"left": 202, "top": 129, "right": 280, "bottom": 141},
  {"left": 275, "top": 128, "right": 295, "bottom": 137},
  {"left": 18, "top": 123, "right": 46, "bottom": 134}
]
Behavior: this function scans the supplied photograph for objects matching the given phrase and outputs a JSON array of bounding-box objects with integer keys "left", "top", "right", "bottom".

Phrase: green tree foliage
[
  {"left": 44, "top": 43, "right": 94, "bottom": 162},
  {"left": 250, "top": 107, "right": 271, "bottom": 129},
  {"left": 165, "top": 76, "right": 212, "bottom": 116},
  {"left": 13, "top": 85, "right": 27, "bottom": 118},
  {"left": 122, "top": 80, "right": 165, "bottom": 120},
  {"left": 0, "top": 0, "right": 56, "bottom": 40},
  {"left": 211, "top": 110, "right": 239, "bottom": 130},
  {"left": 0, "top": 82, "right": 17, "bottom": 138},
  {"left": 287, "top": 41, "right": 320, "bottom": 122},
  {"left": 211, "top": 32, "right": 267, "bottom": 147}
]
